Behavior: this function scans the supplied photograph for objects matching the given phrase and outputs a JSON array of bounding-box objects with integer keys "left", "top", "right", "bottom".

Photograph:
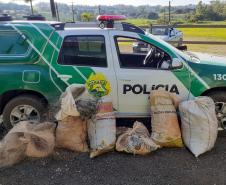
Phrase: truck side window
[
  {"left": 115, "top": 36, "right": 172, "bottom": 69},
  {"left": 0, "top": 31, "right": 29, "bottom": 56},
  {"left": 58, "top": 35, "right": 107, "bottom": 67}
]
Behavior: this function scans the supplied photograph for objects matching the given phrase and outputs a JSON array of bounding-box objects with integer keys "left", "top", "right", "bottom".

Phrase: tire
[
  {"left": 3, "top": 95, "right": 47, "bottom": 130},
  {"left": 207, "top": 91, "right": 226, "bottom": 102},
  {"left": 206, "top": 91, "right": 226, "bottom": 129}
]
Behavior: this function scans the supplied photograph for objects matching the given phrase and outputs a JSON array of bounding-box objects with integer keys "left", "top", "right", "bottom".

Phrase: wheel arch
[
  {"left": 0, "top": 89, "right": 48, "bottom": 114},
  {"left": 201, "top": 86, "right": 226, "bottom": 96}
]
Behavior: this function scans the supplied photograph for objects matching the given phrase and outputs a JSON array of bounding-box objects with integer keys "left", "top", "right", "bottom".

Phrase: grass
[
  {"left": 127, "top": 19, "right": 226, "bottom": 41},
  {"left": 125, "top": 19, "right": 226, "bottom": 56},
  {"left": 125, "top": 19, "right": 156, "bottom": 27},
  {"left": 182, "top": 21, "right": 226, "bottom": 25},
  {"left": 179, "top": 28, "right": 226, "bottom": 41}
]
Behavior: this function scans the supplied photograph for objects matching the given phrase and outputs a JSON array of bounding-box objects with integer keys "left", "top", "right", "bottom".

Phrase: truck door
[
  {"left": 55, "top": 31, "right": 118, "bottom": 110},
  {"left": 109, "top": 31, "right": 190, "bottom": 117}
]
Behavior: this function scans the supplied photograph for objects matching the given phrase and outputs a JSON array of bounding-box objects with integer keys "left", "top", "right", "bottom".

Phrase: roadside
[
  {"left": 177, "top": 28, "right": 226, "bottom": 56},
  {"left": 186, "top": 44, "right": 226, "bottom": 56},
  {"left": 0, "top": 131, "right": 226, "bottom": 185}
]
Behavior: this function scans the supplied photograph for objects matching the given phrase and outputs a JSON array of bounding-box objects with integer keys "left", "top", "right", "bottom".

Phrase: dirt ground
[{"left": 0, "top": 124, "right": 226, "bottom": 185}]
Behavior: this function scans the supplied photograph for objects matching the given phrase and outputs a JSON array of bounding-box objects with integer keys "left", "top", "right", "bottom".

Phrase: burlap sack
[
  {"left": 150, "top": 90, "right": 183, "bottom": 147},
  {"left": 0, "top": 132, "right": 27, "bottom": 168},
  {"left": 56, "top": 116, "right": 89, "bottom": 152},
  {"left": 55, "top": 84, "right": 98, "bottom": 121},
  {"left": 116, "top": 121, "right": 160, "bottom": 155},
  {"left": 0, "top": 121, "right": 56, "bottom": 167},
  {"left": 8, "top": 121, "right": 56, "bottom": 158},
  {"left": 24, "top": 122, "right": 56, "bottom": 158},
  {"left": 179, "top": 97, "right": 218, "bottom": 157},
  {"left": 88, "top": 97, "right": 116, "bottom": 158},
  {"left": 116, "top": 127, "right": 132, "bottom": 138}
]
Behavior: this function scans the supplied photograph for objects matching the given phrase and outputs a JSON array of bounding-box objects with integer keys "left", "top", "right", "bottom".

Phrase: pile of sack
[
  {"left": 0, "top": 86, "right": 219, "bottom": 168},
  {"left": 115, "top": 90, "right": 184, "bottom": 156},
  {"left": 0, "top": 84, "right": 117, "bottom": 167},
  {"left": 148, "top": 90, "right": 218, "bottom": 157},
  {"left": 116, "top": 90, "right": 218, "bottom": 157},
  {"left": 55, "top": 85, "right": 116, "bottom": 158}
]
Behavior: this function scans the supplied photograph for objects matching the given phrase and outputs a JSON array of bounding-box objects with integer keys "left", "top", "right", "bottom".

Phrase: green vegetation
[
  {"left": 125, "top": 19, "right": 154, "bottom": 27},
  {"left": 80, "top": 12, "right": 94, "bottom": 22},
  {"left": 2, "top": 1, "right": 226, "bottom": 24},
  {"left": 179, "top": 21, "right": 226, "bottom": 25},
  {"left": 126, "top": 19, "right": 226, "bottom": 27},
  {"left": 179, "top": 28, "right": 226, "bottom": 41},
  {"left": 189, "top": 1, "right": 226, "bottom": 22}
]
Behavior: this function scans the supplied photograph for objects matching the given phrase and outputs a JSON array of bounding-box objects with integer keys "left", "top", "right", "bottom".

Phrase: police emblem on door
[{"left": 86, "top": 72, "right": 111, "bottom": 98}]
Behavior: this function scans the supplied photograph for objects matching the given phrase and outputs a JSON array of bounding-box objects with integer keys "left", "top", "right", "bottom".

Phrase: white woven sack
[
  {"left": 55, "top": 85, "right": 82, "bottom": 120},
  {"left": 179, "top": 96, "right": 218, "bottom": 157}
]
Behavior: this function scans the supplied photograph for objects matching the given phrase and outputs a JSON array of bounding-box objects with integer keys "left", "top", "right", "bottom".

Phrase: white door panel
[
  {"left": 109, "top": 30, "right": 190, "bottom": 117},
  {"left": 117, "top": 69, "right": 190, "bottom": 115}
]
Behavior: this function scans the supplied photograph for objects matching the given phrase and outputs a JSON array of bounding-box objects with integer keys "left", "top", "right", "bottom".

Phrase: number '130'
[{"left": 213, "top": 74, "right": 226, "bottom": 81}]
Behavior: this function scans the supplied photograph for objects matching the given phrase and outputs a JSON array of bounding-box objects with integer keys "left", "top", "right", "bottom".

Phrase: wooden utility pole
[
  {"left": 24, "top": 0, "right": 34, "bottom": 15},
  {"left": 163, "top": 8, "right": 166, "bottom": 24},
  {"left": 72, "top": 2, "right": 75, "bottom": 22},
  {"left": 30, "top": 0, "right": 34, "bottom": 15},
  {"left": 98, "top": 5, "right": 101, "bottom": 15},
  {"left": 55, "top": 2, "right": 60, "bottom": 21},
  {"left": 168, "top": 1, "right": 171, "bottom": 24},
  {"left": 50, "top": 0, "right": 57, "bottom": 20}
]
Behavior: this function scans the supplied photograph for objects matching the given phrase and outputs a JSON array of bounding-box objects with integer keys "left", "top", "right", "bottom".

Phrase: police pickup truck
[{"left": 0, "top": 15, "right": 226, "bottom": 130}]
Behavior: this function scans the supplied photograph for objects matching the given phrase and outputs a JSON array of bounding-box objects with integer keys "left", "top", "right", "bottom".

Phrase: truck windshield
[
  {"left": 146, "top": 33, "right": 191, "bottom": 61},
  {"left": 152, "top": 28, "right": 168, "bottom": 35}
]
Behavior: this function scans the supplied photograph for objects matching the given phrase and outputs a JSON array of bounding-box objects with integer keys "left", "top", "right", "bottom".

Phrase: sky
[{"left": 2, "top": 0, "right": 214, "bottom": 6}]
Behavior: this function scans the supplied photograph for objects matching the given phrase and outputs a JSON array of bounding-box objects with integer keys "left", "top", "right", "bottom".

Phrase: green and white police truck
[{"left": 0, "top": 15, "right": 226, "bottom": 130}]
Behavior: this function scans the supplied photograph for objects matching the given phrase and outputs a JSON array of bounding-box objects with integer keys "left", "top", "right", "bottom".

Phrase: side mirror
[
  {"left": 169, "top": 29, "right": 175, "bottom": 37},
  {"left": 171, "top": 58, "right": 183, "bottom": 69},
  {"left": 170, "top": 31, "right": 175, "bottom": 37}
]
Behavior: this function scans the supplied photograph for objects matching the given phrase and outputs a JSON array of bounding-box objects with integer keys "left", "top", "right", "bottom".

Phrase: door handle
[{"left": 57, "top": 74, "right": 72, "bottom": 82}]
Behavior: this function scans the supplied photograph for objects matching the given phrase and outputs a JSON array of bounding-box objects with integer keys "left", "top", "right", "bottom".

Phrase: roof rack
[
  {"left": 121, "top": 22, "right": 145, "bottom": 34},
  {"left": 49, "top": 15, "right": 145, "bottom": 34},
  {"left": 23, "top": 14, "right": 46, "bottom": 21},
  {"left": 51, "top": 22, "right": 65, "bottom": 30},
  {"left": 64, "top": 21, "right": 145, "bottom": 35}
]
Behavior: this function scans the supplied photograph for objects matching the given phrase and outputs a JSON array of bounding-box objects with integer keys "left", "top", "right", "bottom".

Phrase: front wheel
[
  {"left": 207, "top": 91, "right": 226, "bottom": 129},
  {"left": 3, "top": 95, "right": 47, "bottom": 130}
]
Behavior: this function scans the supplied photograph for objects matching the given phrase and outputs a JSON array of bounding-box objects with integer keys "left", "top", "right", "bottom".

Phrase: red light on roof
[{"left": 97, "top": 15, "right": 126, "bottom": 22}]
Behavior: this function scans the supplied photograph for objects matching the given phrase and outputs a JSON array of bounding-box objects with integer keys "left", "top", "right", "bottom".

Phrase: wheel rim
[
  {"left": 215, "top": 102, "right": 226, "bottom": 129},
  {"left": 10, "top": 105, "right": 40, "bottom": 126}
]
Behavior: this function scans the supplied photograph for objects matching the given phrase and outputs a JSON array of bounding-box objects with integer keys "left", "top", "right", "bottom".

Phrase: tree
[
  {"left": 81, "top": 12, "right": 94, "bottom": 22},
  {"left": 147, "top": 12, "right": 159, "bottom": 20},
  {"left": 189, "top": 0, "right": 226, "bottom": 22}
]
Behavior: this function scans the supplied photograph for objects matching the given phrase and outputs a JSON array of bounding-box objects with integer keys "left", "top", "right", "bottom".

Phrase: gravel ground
[{"left": 0, "top": 128, "right": 226, "bottom": 185}]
